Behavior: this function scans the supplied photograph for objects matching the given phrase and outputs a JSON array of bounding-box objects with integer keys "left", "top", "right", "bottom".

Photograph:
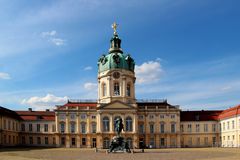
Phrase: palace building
[{"left": 0, "top": 24, "right": 240, "bottom": 148}]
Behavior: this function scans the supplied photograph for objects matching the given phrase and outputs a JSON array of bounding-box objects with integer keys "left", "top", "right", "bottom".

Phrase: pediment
[{"left": 98, "top": 100, "right": 135, "bottom": 110}]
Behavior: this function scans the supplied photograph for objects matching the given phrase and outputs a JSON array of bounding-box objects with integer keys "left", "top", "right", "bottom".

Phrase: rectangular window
[
  {"left": 72, "top": 138, "right": 76, "bottom": 146},
  {"left": 3, "top": 119, "right": 6, "bottom": 129},
  {"left": 204, "top": 137, "right": 208, "bottom": 146},
  {"left": 160, "top": 123, "right": 165, "bottom": 133},
  {"left": 8, "top": 120, "right": 11, "bottom": 130},
  {"left": 188, "top": 137, "right": 192, "bottom": 146},
  {"left": 212, "top": 124, "right": 216, "bottom": 132},
  {"left": 171, "top": 123, "right": 176, "bottom": 133},
  {"left": 44, "top": 124, "right": 48, "bottom": 132},
  {"left": 196, "top": 137, "right": 200, "bottom": 146},
  {"left": 45, "top": 137, "right": 48, "bottom": 145},
  {"left": 92, "top": 123, "right": 96, "bottom": 133},
  {"left": 81, "top": 123, "right": 86, "bottom": 133},
  {"left": 212, "top": 137, "right": 216, "bottom": 146},
  {"left": 160, "top": 138, "right": 165, "bottom": 147},
  {"left": 53, "top": 137, "right": 56, "bottom": 145},
  {"left": 160, "top": 114, "right": 164, "bottom": 119},
  {"left": 150, "top": 124, "right": 154, "bottom": 134},
  {"left": 71, "top": 123, "right": 75, "bottom": 133},
  {"left": 149, "top": 115, "right": 154, "bottom": 119},
  {"left": 61, "top": 137, "right": 65, "bottom": 145},
  {"left": 180, "top": 124, "right": 184, "bottom": 132},
  {"left": 12, "top": 122, "right": 15, "bottom": 131},
  {"left": 52, "top": 124, "right": 56, "bottom": 132},
  {"left": 91, "top": 115, "right": 96, "bottom": 119},
  {"left": 37, "top": 137, "right": 41, "bottom": 145},
  {"left": 227, "top": 121, "right": 230, "bottom": 130},
  {"left": 196, "top": 124, "right": 200, "bottom": 132},
  {"left": 204, "top": 124, "right": 208, "bottom": 132},
  {"left": 223, "top": 122, "right": 225, "bottom": 131},
  {"left": 21, "top": 124, "right": 25, "bottom": 132},
  {"left": 150, "top": 138, "right": 155, "bottom": 148},
  {"left": 29, "top": 124, "right": 32, "bottom": 132},
  {"left": 232, "top": 120, "right": 235, "bottom": 129},
  {"left": 139, "top": 124, "right": 144, "bottom": 134},
  {"left": 37, "top": 124, "right": 41, "bottom": 132},
  {"left": 82, "top": 138, "right": 86, "bottom": 145},
  {"left": 171, "top": 114, "right": 175, "bottom": 119},
  {"left": 29, "top": 137, "right": 33, "bottom": 144},
  {"left": 187, "top": 124, "right": 192, "bottom": 132},
  {"left": 60, "top": 123, "right": 65, "bottom": 133},
  {"left": 22, "top": 136, "right": 26, "bottom": 144}
]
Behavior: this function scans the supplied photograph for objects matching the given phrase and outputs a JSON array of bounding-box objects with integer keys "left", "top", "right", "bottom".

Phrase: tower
[{"left": 97, "top": 23, "right": 136, "bottom": 105}]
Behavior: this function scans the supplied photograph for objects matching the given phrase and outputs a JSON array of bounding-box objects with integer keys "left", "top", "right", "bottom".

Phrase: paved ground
[{"left": 0, "top": 147, "right": 240, "bottom": 160}]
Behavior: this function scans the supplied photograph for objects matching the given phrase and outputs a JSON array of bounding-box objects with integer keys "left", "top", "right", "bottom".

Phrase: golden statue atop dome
[{"left": 112, "top": 22, "right": 118, "bottom": 35}]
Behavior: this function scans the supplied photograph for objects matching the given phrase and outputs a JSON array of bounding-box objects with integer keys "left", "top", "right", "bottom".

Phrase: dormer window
[{"left": 114, "top": 82, "right": 120, "bottom": 96}]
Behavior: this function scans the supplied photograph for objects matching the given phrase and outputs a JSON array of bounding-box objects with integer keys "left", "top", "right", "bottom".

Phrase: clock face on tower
[{"left": 113, "top": 72, "right": 120, "bottom": 79}]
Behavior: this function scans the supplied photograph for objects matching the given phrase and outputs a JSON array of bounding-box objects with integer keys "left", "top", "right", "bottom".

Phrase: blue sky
[{"left": 0, "top": 0, "right": 240, "bottom": 111}]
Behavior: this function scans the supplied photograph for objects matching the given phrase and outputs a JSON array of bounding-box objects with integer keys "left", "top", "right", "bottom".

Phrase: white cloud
[
  {"left": 50, "top": 38, "right": 65, "bottom": 46},
  {"left": 84, "top": 82, "right": 97, "bottom": 90},
  {"left": 84, "top": 66, "right": 93, "bottom": 71},
  {"left": 135, "top": 60, "right": 163, "bottom": 84},
  {"left": 41, "top": 30, "right": 65, "bottom": 46},
  {"left": 41, "top": 30, "right": 57, "bottom": 37},
  {"left": 21, "top": 94, "right": 68, "bottom": 110},
  {"left": 0, "top": 72, "right": 11, "bottom": 80}
]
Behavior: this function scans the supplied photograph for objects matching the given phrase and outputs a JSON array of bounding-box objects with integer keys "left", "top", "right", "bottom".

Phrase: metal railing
[
  {"left": 136, "top": 99, "right": 167, "bottom": 103},
  {"left": 68, "top": 99, "right": 97, "bottom": 103}
]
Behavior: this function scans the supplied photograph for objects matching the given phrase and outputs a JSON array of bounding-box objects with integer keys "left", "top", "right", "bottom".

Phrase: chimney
[
  {"left": 28, "top": 108, "right": 32, "bottom": 112},
  {"left": 46, "top": 109, "right": 50, "bottom": 112}
]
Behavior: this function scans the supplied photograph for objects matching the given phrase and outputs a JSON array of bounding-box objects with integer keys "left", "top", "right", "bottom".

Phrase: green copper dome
[{"left": 98, "top": 33, "right": 135, "bottom": 73}]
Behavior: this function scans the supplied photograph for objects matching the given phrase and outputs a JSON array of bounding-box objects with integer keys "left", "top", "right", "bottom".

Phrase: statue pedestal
[{"left": 108, "top": 136, "right": 131, "bottom": 153}]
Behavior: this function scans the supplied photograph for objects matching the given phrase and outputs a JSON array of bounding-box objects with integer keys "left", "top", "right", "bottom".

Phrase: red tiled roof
[
  {"left": 180, "top": 110, "right": 223, "bottom": 121},
  {"left": 15, "top": 111, "right": 55, "bottom": 121},
  {"left": 218, "top": 104, "right": 240, "bottom": 120}
]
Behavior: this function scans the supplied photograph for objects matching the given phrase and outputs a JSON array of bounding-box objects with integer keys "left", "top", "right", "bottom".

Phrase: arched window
[
  {"left": 125, "top": 116, "right": 133, "bottom": 132},
  {"left": 102, "top": 83, "right": 106, "bottom": 97},
  {"left": 114, "top": 116, "right": 121, "bottom": 131},
  {"left": 114, "top": 82, "right": 120, "bottom": 96},
  {"left": 81, "top": 122, "right": 86, "bottom": 134},
  {"left": 127, "top": 83, "right": 131, "bottom": 96},
  {"left": 126, "top": 137, "right": 133, "bottom": 149},
  {"left": 92, "top": 122, "right": 96, "bottom": 133},
  {"left": 70, "top": 122, "right": 75, "bottom": 133},
  {"left": 103, "top": 137, "right": 110, "bottom": 149},
  {"left": 103, "top": 117, "right": 109, "bottom": 132}
]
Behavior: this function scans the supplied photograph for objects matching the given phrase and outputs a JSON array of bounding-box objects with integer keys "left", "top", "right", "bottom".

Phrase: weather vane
[{"left": 112, "top": 22, "right": 118, "bottom": 35}]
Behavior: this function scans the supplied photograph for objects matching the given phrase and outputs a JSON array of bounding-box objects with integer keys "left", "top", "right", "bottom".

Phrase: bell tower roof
[{"left": 98, "top": 23, "right": 135, "bottom": 73}]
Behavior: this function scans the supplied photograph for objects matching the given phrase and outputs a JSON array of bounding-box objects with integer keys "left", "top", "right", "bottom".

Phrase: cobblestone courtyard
[{"left": 0, "top": 148, "right": 240, "bottom": 160}]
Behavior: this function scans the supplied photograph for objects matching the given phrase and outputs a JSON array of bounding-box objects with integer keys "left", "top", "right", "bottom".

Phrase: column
[
  {"left": 77, "top": 135, "right": 80, "bottom": 148},
  {"left": 76, "top": 113, "right": 80, "bottom": 133},
  {"left": 98, "top": 79, "right": 101, "bottom": 102},
  {"left": 65, "top": 113, "right": 69, "bottom": 133},
  {"left": 167, "top": 135, "right": 170, "bottom": 148},
  {"left": 122, "top": 77, "right": 126, "bottom": 97},
  {"left": 107, "top": 76, "right": 111, "bottom": 97},
  {"left": 86, "top": 114, "right": 90, "bottom": 133},
  {"left": 55, "top": 113, "right": 59, "bottom": 133},
  {"left": 110, "top": 114, "right": 113, "bottom": 133}
]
